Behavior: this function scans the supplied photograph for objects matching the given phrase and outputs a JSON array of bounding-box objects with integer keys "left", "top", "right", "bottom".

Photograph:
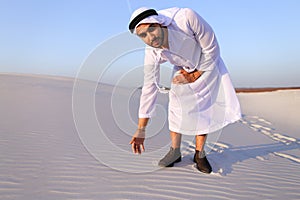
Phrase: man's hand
[
  {"left": 129, "top": 127, "right": 145, "bottom": 154},
  {"left": 172, "top": 69, "right": 203, "bottom": 84}
]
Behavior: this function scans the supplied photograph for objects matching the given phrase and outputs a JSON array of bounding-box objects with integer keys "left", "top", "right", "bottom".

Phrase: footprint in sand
[
  {"left": 273, "top": 152, "right": 300, "bottom": 163},
  {"left": 181, "top": 140, "right": 230, "bottom": 157},
  {"left": 206, "top": 142, "right": 230, "bottom": 153},
  {"left": 240, "top": 115, "right": 298, "bottom": 145},
  {"left": 240, "top": 115, "right": 300, "bottom": 164}
]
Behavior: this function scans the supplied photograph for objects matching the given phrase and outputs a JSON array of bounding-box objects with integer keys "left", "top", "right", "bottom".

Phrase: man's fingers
[
  {"left": 173, "top": 74, "right": 184, "bottom": 84},
  {"left": 174, "top": 75, "right": 188, "bottom": 84},
  {"left": 138, "top": 144, "right": 144, "bottom": 154},
  {"left": 132, "top": 143, "right": 144, "bottom": 154},
  {"left": 137, "top": 145, "right": 141, "bottom": 154},
  {"left": 141, "top": 144, "right": 145, "bottom": 152},
  {"left": 134, "top": 144, "right": 141, "bottom": 154},
  {"left": 131, "top": 141, "right": 139, "bottom": 154},
  {"left": 131, "top": 143, "right": 136, "bottom": 153}
]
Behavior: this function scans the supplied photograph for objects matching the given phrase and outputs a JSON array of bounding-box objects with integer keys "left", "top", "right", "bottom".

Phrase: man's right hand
[{"left": 129, "top": 127, "right": 146, "bottom": 154}]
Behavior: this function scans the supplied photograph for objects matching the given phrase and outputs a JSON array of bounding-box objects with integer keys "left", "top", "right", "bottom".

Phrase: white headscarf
[{"left": 129, "top": 7, "right": 179, "bottom": 34}]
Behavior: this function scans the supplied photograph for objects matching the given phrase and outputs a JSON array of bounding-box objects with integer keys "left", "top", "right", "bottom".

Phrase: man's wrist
[
  {"left": 191, "top": 70, "right": 202, "bottom": 81},
  {"left": 138, "top": 126, "right": 146, "bottom": 130}
]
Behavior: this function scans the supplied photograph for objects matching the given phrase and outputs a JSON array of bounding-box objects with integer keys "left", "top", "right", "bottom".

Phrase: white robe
[{"left": 138, "top": 7, "right": 241, "bottom": 135}]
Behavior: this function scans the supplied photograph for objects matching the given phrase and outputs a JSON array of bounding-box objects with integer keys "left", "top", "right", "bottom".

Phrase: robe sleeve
[
  {"left": 185, "top": 8, "right": 220, "bottom": 72},
  {"left": 138, "top": 48, "right": 159, "bottom": 118}
]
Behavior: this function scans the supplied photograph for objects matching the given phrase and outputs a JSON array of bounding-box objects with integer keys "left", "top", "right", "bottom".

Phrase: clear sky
[{"left": 1, "top": 0, "right": 300, "bottom": 87}]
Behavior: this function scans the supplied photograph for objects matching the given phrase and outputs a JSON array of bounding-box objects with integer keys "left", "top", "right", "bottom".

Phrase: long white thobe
[{"left": 139, "top": 8, "right": 241, "bottom": 135}]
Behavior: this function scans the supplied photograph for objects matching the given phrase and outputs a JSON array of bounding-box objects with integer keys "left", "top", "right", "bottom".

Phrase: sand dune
[{"left": 0, "top": 74, "right": 299, "bottom": 199}]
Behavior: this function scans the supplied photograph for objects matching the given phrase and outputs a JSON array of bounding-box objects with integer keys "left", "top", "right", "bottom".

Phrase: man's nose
[{"left": 148, "top": 32, "right": 155, "bottom": 40}]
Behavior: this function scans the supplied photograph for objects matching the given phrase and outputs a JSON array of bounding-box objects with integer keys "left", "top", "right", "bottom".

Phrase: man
[{"left": 129, "top": 7, "right": 241, "bottom": 174}]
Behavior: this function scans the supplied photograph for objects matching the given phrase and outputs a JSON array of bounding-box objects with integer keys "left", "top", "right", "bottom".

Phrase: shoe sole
[{"left": 195, "top": 165, "right": 212, "bottom": 174}]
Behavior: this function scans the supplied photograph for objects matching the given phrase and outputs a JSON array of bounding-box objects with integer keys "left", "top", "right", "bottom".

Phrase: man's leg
[
  {"left": 158, "top": 131, "right": 182, "bottom": 167},
  {"left": 195, "top": 134, "right": 207, "bottom": 151},
  {"left": 170, "top": 131, "right": 182, "bottom": 149},
  {"left": 194, "top": 134, "right": 212, "bottom": 173}
]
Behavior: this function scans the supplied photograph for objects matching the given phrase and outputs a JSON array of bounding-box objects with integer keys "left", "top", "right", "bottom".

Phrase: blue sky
[{"left": 1, "top": 0, "right": 300, "bottom": 87}]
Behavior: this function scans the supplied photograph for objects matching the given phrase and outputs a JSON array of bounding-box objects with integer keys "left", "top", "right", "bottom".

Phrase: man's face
[{"left": 136, "top": 23, "right": 164, "bottom": 48}]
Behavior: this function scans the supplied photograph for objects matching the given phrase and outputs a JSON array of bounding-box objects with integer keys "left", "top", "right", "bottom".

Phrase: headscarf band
[{"left": 129, "top": 9, "right": 158, "bottom": 33}]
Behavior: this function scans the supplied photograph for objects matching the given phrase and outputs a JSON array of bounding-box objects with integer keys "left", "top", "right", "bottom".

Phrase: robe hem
[{"left": 169, "top": 115, "right": 241, "bottom": 135}]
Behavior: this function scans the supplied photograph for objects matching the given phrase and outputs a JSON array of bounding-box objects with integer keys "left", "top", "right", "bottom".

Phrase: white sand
[{"left": 0, "top": 73, "right": 299, "bottom": 200}]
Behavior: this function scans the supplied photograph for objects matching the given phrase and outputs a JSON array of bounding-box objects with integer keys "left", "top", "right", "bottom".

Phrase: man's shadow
[{"left": 177, "top": 138, "right": 299, "bottom": 176}]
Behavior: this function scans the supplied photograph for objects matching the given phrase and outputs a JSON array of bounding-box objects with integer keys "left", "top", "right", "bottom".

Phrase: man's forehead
[
  {"left": 136, "top": 23, "right": 161, "bottom": 35},
  {"left": 136, "top": 23, "right": 152, "bottom": 33}
]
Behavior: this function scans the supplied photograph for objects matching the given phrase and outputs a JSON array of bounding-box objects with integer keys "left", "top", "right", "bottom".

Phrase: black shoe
[
  {"left": 158, "top": 147, "right": 182, "bottom": 167},
  {"left": 193, "top": 150, "right": 212, "bottom": 174}
]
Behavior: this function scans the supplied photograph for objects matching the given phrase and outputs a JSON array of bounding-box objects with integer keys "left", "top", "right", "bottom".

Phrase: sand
[{"left": 0, "top": 73, "right": 299, "bottom": 200}]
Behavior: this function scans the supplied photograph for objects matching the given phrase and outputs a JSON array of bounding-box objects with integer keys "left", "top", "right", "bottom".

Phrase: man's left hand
[{"left": 172, "top": 69, "right": 202, "bottom": 84}]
